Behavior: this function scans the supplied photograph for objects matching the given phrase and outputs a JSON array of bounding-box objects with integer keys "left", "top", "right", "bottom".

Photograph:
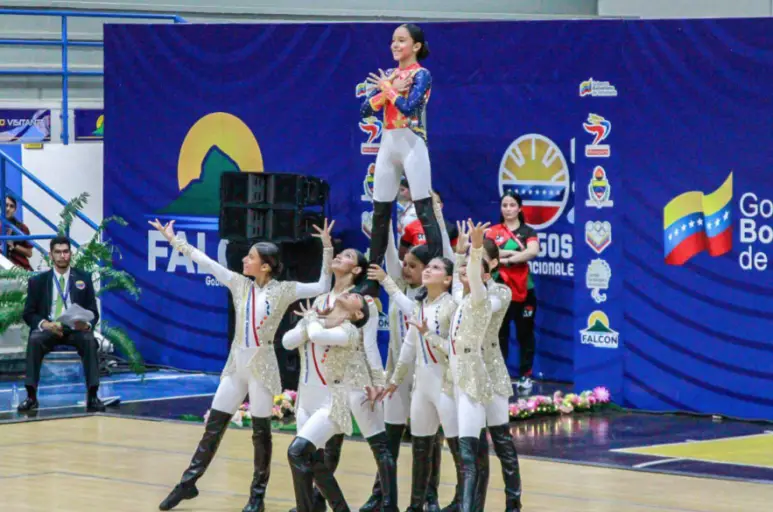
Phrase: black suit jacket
[{"left": 23, "top": 268, "right": 100, "bottom": 330}]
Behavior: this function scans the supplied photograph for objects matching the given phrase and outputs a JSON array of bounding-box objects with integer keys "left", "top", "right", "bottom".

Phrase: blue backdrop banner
[{"left": 103, "top": 19, "right": 773, "bottom": 419}]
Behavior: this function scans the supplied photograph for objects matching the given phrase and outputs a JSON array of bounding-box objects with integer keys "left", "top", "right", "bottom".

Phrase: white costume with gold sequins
[
  {"left": 448, "top": 247, "right": 493, "bottom": 437},
  {"left": 388, "top": 285, "right": 459, "bottom": 438},
  {"left": 291, "top": 314, "right": 371, "bottom": 448},
  {"left": 171, "top": 236, "right": 332, "bottom": 418},
  {"left": 483, "top": 280, "right": 514, "bottom": 427}
]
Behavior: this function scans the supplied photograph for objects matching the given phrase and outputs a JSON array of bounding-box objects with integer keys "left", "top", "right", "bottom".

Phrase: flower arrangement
[
  {"left": 509, "top": 387, "right": 611, "bottom": 420},
  {"left": 197, "top": 390, "right": 298, "bottom": 428}
]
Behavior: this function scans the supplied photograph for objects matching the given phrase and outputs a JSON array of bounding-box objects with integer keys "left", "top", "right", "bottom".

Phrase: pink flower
[
  {"left": 509, "top": 404, "right": 520, "bottom": 417},
  {"left": 593, "top": 387, "right": 611, "bottom": 403},
  {"left": 526, "top": 399, "right": 538, "bottom": 411},
  {"left": 558, "top": 403, "right": 574, "bottom": 414},
  {"left": 286, "top": 390, "right": 298, "bottom": 402},
  {"left": 203, "top": 410, "right": 210, "bottom": 424},
  {"left": 553, "top": 391, "right": 563, "bottom": 403}
]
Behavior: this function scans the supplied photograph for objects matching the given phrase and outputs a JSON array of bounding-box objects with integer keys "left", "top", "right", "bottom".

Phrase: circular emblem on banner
[{"left": 498, "top": 134, "right": 570, "bottom": 230}]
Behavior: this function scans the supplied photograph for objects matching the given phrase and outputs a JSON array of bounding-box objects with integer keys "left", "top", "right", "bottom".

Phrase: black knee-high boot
[
  {"left": 472, "top": 429, "right": 489, "bottom": 512},
  {"left": 159, "top": 409, "right": 232, "bottom": 511},
  {"left": 366, "top": 432, "right": 398, "bottom": 511},
  {"left": 288, "top": 437, "right": 317, "bottom": 512},
  {"left": 405, "top": 435, "right": 435, "bottom": 511},
  {"left": 440, "top": 437, "right": 462, "bottom": 512},
  {"left": 243, "top": 417, "right": 273, "bottom": 512},
  {"left": 424, "top": 432, "right": 442, "bottom": 512},
  {"left": 369, "top": 200, "right": 392, "bottom": 266},
  {"left": 413, "top": 197, "right": 443, "bottom": 259},
  {"left": 311, "top": 446, "right": 350, "bottom": 511},
  {"left": 489, "top": 425, "right": 523, "bottom": 511},
  {"left": 360, "top": 423, "right": 405, "bottom": 511},
  {"left": 290, "top": 434, "right": 344, "bottom": 512},
  {"left": 458, "top": 436, "right": 480, "bottom": 512}
]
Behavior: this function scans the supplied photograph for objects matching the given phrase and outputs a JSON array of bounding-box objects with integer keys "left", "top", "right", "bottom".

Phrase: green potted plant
[{"left": 0, "top": 192, "right": 146, "bottom": 375}]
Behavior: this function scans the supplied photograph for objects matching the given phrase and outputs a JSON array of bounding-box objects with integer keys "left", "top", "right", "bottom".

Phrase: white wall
[
  {"left": 21, "top": 143, "right": 104, "bottom": 270},
  {"left": 598, "top": 0, "right": 772, "bottom": 18}
]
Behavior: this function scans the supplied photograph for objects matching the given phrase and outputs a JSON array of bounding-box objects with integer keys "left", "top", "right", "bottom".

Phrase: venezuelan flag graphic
[{"left": 663, "top": 173, "right": 733, "bottom": 265}]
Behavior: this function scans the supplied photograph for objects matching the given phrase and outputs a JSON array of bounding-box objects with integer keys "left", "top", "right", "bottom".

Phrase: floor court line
[
  {"left": 0, "top": 392, "right": 215, "bottom": 414},
  {"left": 610, "top": 430, "right": 773, "bottom": 451},
  {"left": 633, "top": 458, "right": 687, "bottom": 469},
  {"left": 0, "top": 372, "right": 215, "bottom": 394}
]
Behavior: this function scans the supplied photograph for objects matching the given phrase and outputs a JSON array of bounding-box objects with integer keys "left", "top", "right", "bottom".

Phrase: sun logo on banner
[
  {"left": 498, "top": 133, "right": 570, "bottom": 230},
  {"left": 156, "top": 112, "right": 264, "bottom": 219}
]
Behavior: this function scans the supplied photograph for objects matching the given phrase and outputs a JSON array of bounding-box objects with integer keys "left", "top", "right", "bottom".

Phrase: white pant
[
  {"left": 298, "top": 406, "right": 341, "bottom": 449},
  {"left": 296, "top": 384, "right": 331, "bottom": 431},
  {"left": 409, "top": 366, "right": 458, "bottom": 437},
  {"left": 373, "top": 129, "right": 432, "bottom": 202},
  {"left": 349, "top": 389, "right": 386, "bottom": 439},
  {"left": 454, "top": 387, "right": 486, "bottom": 438},
  {"left": 298, "top": 389, "right": 386, "bottom": 448},
  {"left": 384, "top": 369, "right": 412, "bottom": 425},
  {"left": 211, "top": 348, "right": 274, "bottom": 418},
  {"left": 484, "top": 393, "right": 510, "bottom": 428}
]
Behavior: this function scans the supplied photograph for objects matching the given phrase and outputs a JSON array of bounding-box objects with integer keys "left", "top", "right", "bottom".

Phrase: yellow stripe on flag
[
  {"left": 663, "top": 191, "right": 703, "bottom": 229},
  {"left": 703, "top": 172, "right": 733, "bottom": 216}
]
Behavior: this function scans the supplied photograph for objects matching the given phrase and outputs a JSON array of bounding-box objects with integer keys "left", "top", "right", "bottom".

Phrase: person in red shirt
[
  {"left": 399, "top": 191, "right": 457, "bottom": 259},
  {"left": 5, "top": 196, "right": 33, "bottom": 271},
  {"left": 485, "top": 191, "right": 539, "bottom": 391}
]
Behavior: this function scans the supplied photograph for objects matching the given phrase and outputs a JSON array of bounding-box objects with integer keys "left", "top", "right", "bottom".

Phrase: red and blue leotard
[{"left": 360, "top": 63, "right": 432, "bottom": 143}]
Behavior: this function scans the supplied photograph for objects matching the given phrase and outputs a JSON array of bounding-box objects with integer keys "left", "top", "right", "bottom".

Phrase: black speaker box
[
  {"left": 219, "top": 208, "right": 324, "bottom": 242},
  {"left": 220, "top": 172, "right": 329, "bottom": 208}
]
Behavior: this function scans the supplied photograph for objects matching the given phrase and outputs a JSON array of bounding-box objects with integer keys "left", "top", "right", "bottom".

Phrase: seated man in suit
[{"left": 17, "top": 235, "right": 105, "bottom": 413}]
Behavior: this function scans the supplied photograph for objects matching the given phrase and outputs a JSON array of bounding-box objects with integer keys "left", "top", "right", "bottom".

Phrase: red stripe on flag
[
  {"left": 522, "top": 206, "right": 559, "bottom": 226},
  {"left": 665, "top": 231, "right": 708, "bottom": 266},
  {"left": 707, "top": 227, "right": 733, "bottom": 257}
]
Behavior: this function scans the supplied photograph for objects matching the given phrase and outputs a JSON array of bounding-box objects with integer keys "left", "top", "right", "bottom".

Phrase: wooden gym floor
[{"left": 1, "top": 415, "right": 771, "bottom": 511}]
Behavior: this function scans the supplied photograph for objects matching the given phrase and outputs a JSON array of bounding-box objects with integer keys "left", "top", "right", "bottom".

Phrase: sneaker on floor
[{"left": 516, "top": 377, "right": 533, "bottom": 392}]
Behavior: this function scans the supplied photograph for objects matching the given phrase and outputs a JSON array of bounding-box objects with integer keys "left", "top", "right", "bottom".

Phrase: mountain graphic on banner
[
  {"left": 585, "top": 319, "right": 612, "bottom": 333},
  {"left": 158, "top": 145, "right": 240, "bottom": 216}
]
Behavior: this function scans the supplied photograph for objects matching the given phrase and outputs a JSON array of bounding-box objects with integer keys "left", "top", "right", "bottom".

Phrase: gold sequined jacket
[
  {"left": 483, "top": 281, "right": 514, "bottom": 398},
  {"left": 448, "top": 247, "right": 493, "bottom": 404},
  {"left": 304, "top": 312, "right": 368, "bottom": 436}
]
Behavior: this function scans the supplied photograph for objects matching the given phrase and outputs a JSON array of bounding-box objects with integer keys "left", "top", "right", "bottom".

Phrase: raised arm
[
  {"left": 384, "top": 69, "right": 432, "bottom": 117},
  {"left": 452, "top": 253, "right": 465, "bottom": 303},
  {"left": 468, "top": 220, "right": 490, "bottom": 305},
  {"left": 293, "top": 219, "right": 334, "bottom": 300},
  {"left": 362, "top": 297, "right": 386, "bottom": 387},
  {"left": 150, "top": 219, "right": 239, "bottom": 292},
  {"left": 432, "top": 195, "right": 454, "bottom": 260},
  {"left": 381, "top": 276, "right": 418, "bottom": 317}
]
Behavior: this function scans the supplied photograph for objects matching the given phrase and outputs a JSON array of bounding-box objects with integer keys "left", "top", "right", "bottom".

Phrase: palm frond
[
  {"left": 0, "top": 267, "right": 33, "bottom": 283},
  {"left": 73, "top": 216, "right": 128, "bottom": 271},
  {"left": 100, "top": 321, "right": 146, "bottom": 376},
  {"left": 0, "top": 290, "right": 26, "bottom": 304},
  {"left": 0, "top": 303, "right": 25, "bottom": 334},
  {"left": 56, "top": 192, "right": 90, "bottom": 236},
  {"left": 94, "top": 268, "right": 141, "bottom": 299}
]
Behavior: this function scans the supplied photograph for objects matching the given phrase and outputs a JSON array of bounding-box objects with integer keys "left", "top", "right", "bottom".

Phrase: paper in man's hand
[{"left": 56, "top": 304, "right": 95, "bottom": 328}]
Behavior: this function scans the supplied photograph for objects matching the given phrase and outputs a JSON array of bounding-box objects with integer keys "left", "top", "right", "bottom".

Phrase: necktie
[{"left": 55, "top": 275, "right": 65, "bottom": 318}]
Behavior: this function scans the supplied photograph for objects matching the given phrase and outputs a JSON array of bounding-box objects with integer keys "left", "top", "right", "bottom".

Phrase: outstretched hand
[
  {"left": 293, "top": 299, "right": 316, "bottom": 319},
  {"left": 148, "top": 219, "right": 176, "bottom": 242},
  {"left": 455, "top": 220, "right": 470, "bottom": 255},
  {"left": 366, "top": 264, "right": 388, "bottom": 283},
  {"left": 312, "top": 218, "right": 335, "bottom": 249},
  {"left": 468, "top": 219, "right": 491, "bottom": 249}
]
